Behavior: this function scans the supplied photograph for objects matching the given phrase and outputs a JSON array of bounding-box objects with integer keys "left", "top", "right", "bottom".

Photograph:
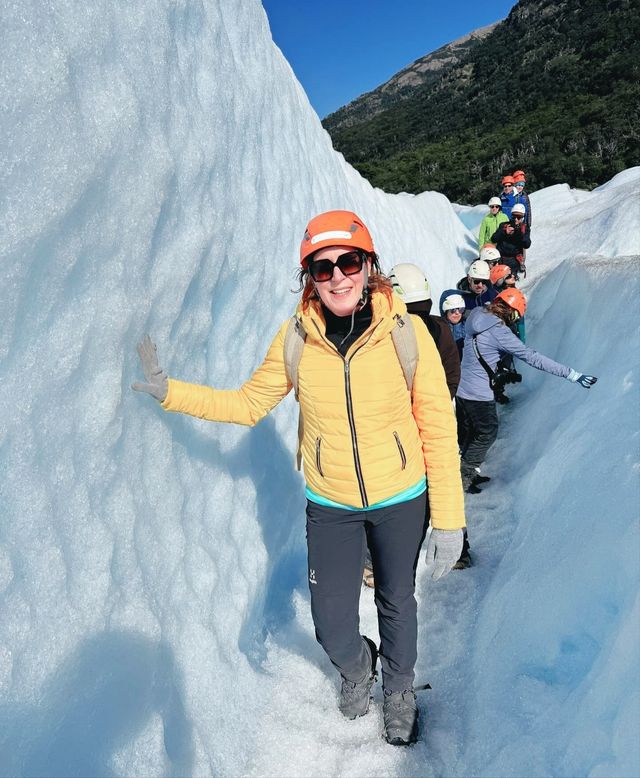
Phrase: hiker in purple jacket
[{"left": 456, "top": 288, "right": 597, "bottom": 495}]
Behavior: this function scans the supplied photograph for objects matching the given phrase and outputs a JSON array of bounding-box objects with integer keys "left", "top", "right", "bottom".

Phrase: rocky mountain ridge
[{"left": 327, "top": 22, "right": 499, "bottom": 130}]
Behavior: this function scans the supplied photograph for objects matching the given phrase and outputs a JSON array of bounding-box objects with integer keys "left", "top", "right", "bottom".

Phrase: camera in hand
[{"left": 492, "top": 366, "right": 522, "bottom": 401}]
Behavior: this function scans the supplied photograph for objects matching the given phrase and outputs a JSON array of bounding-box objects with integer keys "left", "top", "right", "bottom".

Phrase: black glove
[{"left": 568, "top": 370, "right": 598, "bottom": 389}]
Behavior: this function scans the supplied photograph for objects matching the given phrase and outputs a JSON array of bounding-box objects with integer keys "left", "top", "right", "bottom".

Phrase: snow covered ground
[{"left": 1, "top": 1, "right": 639, "bottom": 776}]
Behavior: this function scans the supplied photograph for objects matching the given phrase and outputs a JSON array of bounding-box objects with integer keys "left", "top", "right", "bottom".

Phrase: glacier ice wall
[{"left": 0, "top": 1, "right": 471, "bottom": 775}]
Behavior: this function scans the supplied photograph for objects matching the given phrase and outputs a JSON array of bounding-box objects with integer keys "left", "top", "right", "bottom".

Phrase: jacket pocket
[
  {"left": 393, "top": 431, "right": 407, "bottom": 470},
  {"left": 315, "top": 437, "right": 324, "bottom": 477}
]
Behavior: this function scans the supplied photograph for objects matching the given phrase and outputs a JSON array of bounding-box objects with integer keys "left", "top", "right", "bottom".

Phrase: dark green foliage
[{"left": 322, "top": 0, "right": 640, "bottom": 203}]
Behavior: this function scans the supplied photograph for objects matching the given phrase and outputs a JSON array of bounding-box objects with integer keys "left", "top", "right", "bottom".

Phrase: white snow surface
[{"left": 1, "top": 1, "right": 639, "bottom": 776}]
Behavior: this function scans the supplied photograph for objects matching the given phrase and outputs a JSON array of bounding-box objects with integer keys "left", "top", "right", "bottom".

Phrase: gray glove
[
  {"left": 424, "top": 528, "right": 464, "bottom": 581},
  {"left": 131, "top": 335, "right": 168, "bottom": 402}
]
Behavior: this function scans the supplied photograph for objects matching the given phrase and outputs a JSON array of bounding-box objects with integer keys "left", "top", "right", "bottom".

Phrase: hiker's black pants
[
  {"left": 458, "top": 397, "right": 499, "bottom": 470},
  {"left": 306, "top": 492, "right": 428, "bottom": 693},
  {"left": 501, "top": 255, "right": 524, "bottom": 279}
]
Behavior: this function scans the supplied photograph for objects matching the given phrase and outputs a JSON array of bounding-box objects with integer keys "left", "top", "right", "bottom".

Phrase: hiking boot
[
  {"left": 383, "top": 689, "right": 419, "bottom": 745},
  {"left": 460, "top": 463, "right": 476, "bottom": 492},
  {"left": 453, "top": 530, "right": 472, "bottom": 569},
  {"left": 452, "top": 551, "right": 472, "bottom": 569},
  {"left": 362, "top": 565, "right": 375, "bottom": 588},
  {"left": 339, "top": 637, "right": 378, "bottom": 719},
  {"left": 472, "top": 474, "right": 491, "bottom": 485}
]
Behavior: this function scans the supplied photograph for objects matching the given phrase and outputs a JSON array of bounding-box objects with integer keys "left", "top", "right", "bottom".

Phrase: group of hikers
[
  {"left": 477, "top": 169, "right": 532, "bottom": 278},
  {"left": 133, "top": 206, "right": 596, "bottom": 747},
  {"left": 478, "top": 170, "right": 531, "bottom": 278}
]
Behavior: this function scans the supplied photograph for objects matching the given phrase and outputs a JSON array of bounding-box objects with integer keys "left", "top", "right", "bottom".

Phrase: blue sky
[{"left": 262, "top": 0, "right": 517, "bottom": 118}]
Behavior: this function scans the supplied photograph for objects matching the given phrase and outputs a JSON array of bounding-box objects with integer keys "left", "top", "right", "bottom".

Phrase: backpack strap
[
  {"left": 472, "top": 335, "right": 496, "bottom": 388},
  {"left": 391, "top": 313, "right": 419, "bottom": 393},
  {"left": 283, "top": 315, "right": 306, "bottom": 470},
  {"left": 283, "top": 315, "right": 306, "bottom": 399}
]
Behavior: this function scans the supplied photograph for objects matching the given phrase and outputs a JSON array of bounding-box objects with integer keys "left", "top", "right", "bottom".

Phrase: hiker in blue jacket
[
  {"left": 512, "top": 171, "right": 532, "bottom": 228},
  {"left": 499, "top": 176, "right": 516, "bottom": 219},
  {"left": 439, "top": 290, "right": 466, "bottom": 360},
  {"left": 457, "top": 288, "right": 597, "bottom": 494},
  {"left": 439, "top": 289, "right": 468, "bottom": 495},
  {"left": 456, "top": 260, "right": 498, "bottom": 312}
]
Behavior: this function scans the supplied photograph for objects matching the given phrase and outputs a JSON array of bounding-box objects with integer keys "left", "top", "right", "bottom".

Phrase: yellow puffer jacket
[{"left": 161, "top": 291, "right": 465, "bottom": 529}]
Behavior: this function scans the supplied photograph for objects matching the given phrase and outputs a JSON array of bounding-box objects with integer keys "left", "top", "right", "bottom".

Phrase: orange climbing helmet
[
  {"left": 496, "top": 287, "right": 527, "bottom": 316},
  {"left": 300, "top": 210, "right": 375, "bottom": 266},
  {"left": 490, "top": 264, "right": 513, "bottom": 285},
  {"left": 501, "top": 175, "right": 515, "bottom": 185},
  {"left": 512, "top": 169, "right": 526, "bottom": 181}
]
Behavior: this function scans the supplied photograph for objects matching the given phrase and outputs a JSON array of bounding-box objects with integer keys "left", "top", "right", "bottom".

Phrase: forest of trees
[{"left": 322, "top": 0, "right": 640, "bottom": 204}]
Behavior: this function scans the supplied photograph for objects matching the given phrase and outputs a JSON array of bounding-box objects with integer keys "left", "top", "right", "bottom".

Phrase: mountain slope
[
  {"left": 326, "top": 22, "right": 499, "bottom": 132},
  {"left": 323, "top": 0, "right": 640, "bottom": 203}
]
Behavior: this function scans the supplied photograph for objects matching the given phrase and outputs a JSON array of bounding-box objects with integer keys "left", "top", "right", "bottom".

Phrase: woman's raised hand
[{"left": 132, "top": 335, "right": 168, "bottom": 402}]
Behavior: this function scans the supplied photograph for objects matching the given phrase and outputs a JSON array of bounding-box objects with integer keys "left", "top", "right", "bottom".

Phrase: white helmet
[
  {"left": 388, "top": 263, "right": 431, "bottom": 303},
  {"left": 480, "top": 246, "right": 501, "bottom": 263},
  {"left": 512, "top": 203, "right": 526, "bottom": 216},
  {"left": 441, "top": 293, "right": 466, "bottom": 312},
  {"left": 488, "top": 196, "right": 501, "bottom": 207},
  {"left": 468, "top": 259, "right": 491, "bottom": 280}
]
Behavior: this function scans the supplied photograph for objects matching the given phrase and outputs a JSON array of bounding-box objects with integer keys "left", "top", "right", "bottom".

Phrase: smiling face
[{"left": 310, "top": 246, "right": 369, "bottom": 316}]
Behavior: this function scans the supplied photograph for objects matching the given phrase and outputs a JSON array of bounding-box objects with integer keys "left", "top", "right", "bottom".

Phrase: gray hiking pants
[{"left": 306, "top": 492, "right": 428, "bottom": 693}]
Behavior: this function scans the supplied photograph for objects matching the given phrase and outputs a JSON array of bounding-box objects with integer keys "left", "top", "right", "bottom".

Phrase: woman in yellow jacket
[{"left": 133, "top": 210, "right": 465, "bottom": 746}]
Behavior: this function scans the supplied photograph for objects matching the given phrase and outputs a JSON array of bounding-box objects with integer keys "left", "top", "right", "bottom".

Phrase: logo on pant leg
[{"left": 309, "top": 568, "right": 317, "bottom": 585}]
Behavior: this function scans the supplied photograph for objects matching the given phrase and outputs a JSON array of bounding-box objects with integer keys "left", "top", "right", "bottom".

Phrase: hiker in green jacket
[{"left": 478, "top": 197, "right": 509, "bottom": 250}]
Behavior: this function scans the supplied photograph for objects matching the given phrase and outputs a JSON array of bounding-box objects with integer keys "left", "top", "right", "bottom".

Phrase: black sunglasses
[
  {"left": 309, "top": 250, "right": 366, "bottom": 283},
  {"left": 470, "top": 277, "right": 488, "bottom": 285}
]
